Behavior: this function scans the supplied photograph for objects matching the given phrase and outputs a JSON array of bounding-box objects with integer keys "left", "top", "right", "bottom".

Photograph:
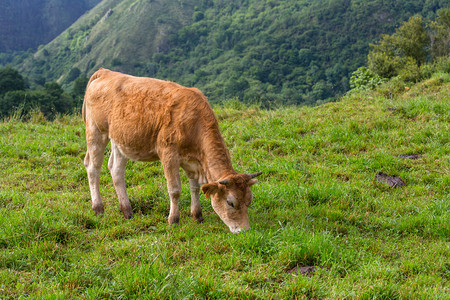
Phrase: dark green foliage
[
  {"left": 150, "top": 0, "right": 447, "bottom": 104},
  {"left": 396, "top": 15, "right": 430, "bottom": 65},
  {"left": 192, "top": 11, "right": 204, "bottom": 22},
  {"left": 43, "top": 82, "right": 74, "bottom": 115},
  {"left": 0, "top": 77, "right": 74, "bottom": 119},
  {"left": 0, "top": 91, "right": 28, "bottom": 115},
  {"left": 368, "top": 8, "right": 449, "bottom": 82},
  {"left": 429, "top": 7, "right": 450, "bottom": 59},
  {"left": 0, "top": 67, "right": 26, "bottom": 95},
  {"left": 350, "top": 67, "right": 385, "bottom": 90},
  {"left": 71, "top": 76, "right": 89, "bottom": 110},
  {"left": 65, "top": 67, "right": 81, "bottom": 83},
  {"left": 368, "top": 15, "right": 429, "bottom": 79}
]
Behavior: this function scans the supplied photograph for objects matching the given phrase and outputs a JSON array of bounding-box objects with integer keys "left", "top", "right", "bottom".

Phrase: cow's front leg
[
  {"left": 108, "top": 142, "right": 132, "bottom": 218},
  {"left": 188, "top": 178, "right": 203, "bottom": 222},
  {"left": 161, "top": 153, "right": 182, "bottom": 226}
]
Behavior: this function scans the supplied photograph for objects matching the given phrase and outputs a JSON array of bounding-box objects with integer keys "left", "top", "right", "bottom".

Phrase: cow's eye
[{"left": 226, "top": 199, "right": 235, "bottom": 208}]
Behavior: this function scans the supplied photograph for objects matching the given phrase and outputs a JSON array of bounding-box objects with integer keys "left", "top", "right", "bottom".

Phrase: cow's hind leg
[
  {"left": 188, "top": 178, "right": 203, "bottom": 223},
  {"left": 108, "top": 141, "right": 132, "bottom": 219},
  {"left": 84, "top": 129, "right": 109, "bottom": 215}
]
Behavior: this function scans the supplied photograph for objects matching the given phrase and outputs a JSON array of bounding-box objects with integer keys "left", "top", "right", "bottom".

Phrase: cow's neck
[{"left": 201, "top": 128, "right": 236, "bottom": 183}]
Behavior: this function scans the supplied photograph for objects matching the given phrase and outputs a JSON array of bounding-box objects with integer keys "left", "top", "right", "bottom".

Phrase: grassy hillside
[
  {"left": 0, "top": 69, "right": 448, "bottom": 298},
  {"left": 15, "top": 0, "right": 447, "bottom": 104},
  {"left": 0, "top": 0, "right": 101, "bottom": 51}
]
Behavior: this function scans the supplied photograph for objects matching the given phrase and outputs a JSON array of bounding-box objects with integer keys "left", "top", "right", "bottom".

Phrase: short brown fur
[{"left": 83, "top": 68, "right": 261, "bottom": 232}]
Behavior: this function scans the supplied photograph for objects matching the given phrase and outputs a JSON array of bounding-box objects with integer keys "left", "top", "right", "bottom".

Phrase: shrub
[
  {"left": 398, "top": 57, "right": 422, "bottom": 83},
  {"left": 0, "top": 67, "right": 26, "bottom": 95},
  {"left": 66, "top": 67, "right": 81, "bottom": 83},
  {"left": 0, "top": 83, "right": 74, "bottom": 120},
  {"left": 349, "top": 67, "right": 384, "bottom": 90}
]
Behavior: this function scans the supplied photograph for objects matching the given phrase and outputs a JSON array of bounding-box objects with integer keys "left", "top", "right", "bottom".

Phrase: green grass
[{"left": 0, "top": 75, "right": 449, "bottom": 299}]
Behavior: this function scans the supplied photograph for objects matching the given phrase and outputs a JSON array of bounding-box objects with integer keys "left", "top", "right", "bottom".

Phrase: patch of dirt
[
  {"left": 395, "top": 154, "right": 422, "bottom": 159},
  {"left": 385, "top": 107, "right": 398, "bottom": 111},
  {"left": 377, "top": 172, "right": 406, "bottom": 188},
  {"left": 287, "top": 266, "right": 327, "bottom": 277}
]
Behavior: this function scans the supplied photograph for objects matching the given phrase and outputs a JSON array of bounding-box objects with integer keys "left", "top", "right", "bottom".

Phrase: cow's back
[{"left": 83, "top": 68, "right": 215, "bottom": 161}]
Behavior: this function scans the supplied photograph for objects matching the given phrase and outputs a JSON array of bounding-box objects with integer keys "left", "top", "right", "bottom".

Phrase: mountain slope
[
  {"left": 18, "top": 0, "right": 197, "bottom": 84},
  {"left": 0, "top": 0, "right": 101, "bottom": 51},
  {"left": 16, "top": 0, "right": 448, "bottom": 104}
]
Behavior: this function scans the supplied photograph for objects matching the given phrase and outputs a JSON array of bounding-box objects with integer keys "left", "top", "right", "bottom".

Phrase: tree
[
  {"left": 368, "top": 15, "right": 429, "bottom": 78},
  {"left": 367, "top": 48, "right": 405, "bottom": 78},
  {"left": 395, "top": 15, "right": 429, "bottom": 65},
  {"left": 0, "top": 90, "right": 28, "bottom": 117},
  {"left": 0, "top": 67, "right": 26, "bottom": 95},
  {"left": 429, "top": 8, "right": 450, "bottom": 59},
  {"left": 44, "top": 82, "right": 74, "bottom": 115},
  {"left": 71, "top": 76, "right": 89, "bottom": 109},
  {"left": 224, "top": 77, "right": 249, "bottom": 99},
  {"left": 66, "top": 67, "right": 81, "bottom": 83}
]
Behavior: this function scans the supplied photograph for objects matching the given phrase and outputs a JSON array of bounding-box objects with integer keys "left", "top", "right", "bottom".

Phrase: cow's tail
[
  {"left": 82, "top": 96, "right": 87, "bottom": 124},
  {"left": 82, "top": 68, "right": 104, "bottom": 124}
]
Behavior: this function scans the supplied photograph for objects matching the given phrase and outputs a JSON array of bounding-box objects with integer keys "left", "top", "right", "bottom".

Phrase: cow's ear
[
  {"left": 248, "top": 179, "right": 258, "bottom": 186},
  {"left": 201, "top": 183, "right": 219, "bottom": 199}
]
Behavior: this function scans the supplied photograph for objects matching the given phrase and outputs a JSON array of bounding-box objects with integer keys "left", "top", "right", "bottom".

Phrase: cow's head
[{"left": 201, "top": 172, "right": 262, "bottom": 233}]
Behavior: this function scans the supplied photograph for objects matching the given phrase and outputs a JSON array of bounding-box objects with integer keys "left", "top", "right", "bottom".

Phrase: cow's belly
[{"left": 113, "top": 140, "right": 160, "bottom": 162}]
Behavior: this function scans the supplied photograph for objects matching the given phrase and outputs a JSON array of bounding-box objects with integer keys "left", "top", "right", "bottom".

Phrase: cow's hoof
[
  {"left": 120, "top": 204, "right": 133, "bottom": 219},
  {"left": 92, "top": 204, "right": 104, "bottom": 215},
  {"left": 168, "top": 215, "right": 180, "bottom": 226},
  {"left": 122, "top": 211, "right": 133, "bottom": 219},
  {"left": 193, "top": 213, "right": 204, "bottom": 223},
  {"left": 191, "top": 209, "right": 203, "bottom": 223}
]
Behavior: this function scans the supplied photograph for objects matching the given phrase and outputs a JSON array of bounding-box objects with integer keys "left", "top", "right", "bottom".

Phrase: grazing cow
[{"left": 82, "top": 68, "right": 261, "bottom": 233}]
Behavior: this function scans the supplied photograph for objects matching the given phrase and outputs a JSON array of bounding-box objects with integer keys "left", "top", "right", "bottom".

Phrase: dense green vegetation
[
  {"left": 152, "top": 0, "right": 448, "bottom": 105},
  {"left": 0, "top": 66, "right": 86, "bottom": 119},
  {"left": 10, "top": 0, "right": 448, "bottom": 105},
  {"left": 350, "top": 8, "right": 450, "bottom": 92},
  {"left": 0, "top": 59, "right": 448, "bottom": 298},
  {"left": 0, "top": 0, "right": 101, "bottom": 52},
  {"left": 367, "top": 8, "right": 450, "bottom": 82}
]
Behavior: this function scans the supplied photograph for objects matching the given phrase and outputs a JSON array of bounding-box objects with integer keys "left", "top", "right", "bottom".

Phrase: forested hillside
[
  {"left": 0, "top": 0, "right": 101, "bottom": 51},
  {"left": 9, "top": 0, "right": 449, "bottom": 104},
  {"left": 153, "top": 0, "right": 447, "bottom": 105}
]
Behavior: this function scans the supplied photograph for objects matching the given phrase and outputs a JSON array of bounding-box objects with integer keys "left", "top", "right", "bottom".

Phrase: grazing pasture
[{"left": 0, "top": 73, "right": 448, "bottom": 298}]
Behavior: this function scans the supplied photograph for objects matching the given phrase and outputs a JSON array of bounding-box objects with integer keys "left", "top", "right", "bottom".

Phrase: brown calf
[{"left": 82, "top": 68, "right": 261, "bottom": 232}]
